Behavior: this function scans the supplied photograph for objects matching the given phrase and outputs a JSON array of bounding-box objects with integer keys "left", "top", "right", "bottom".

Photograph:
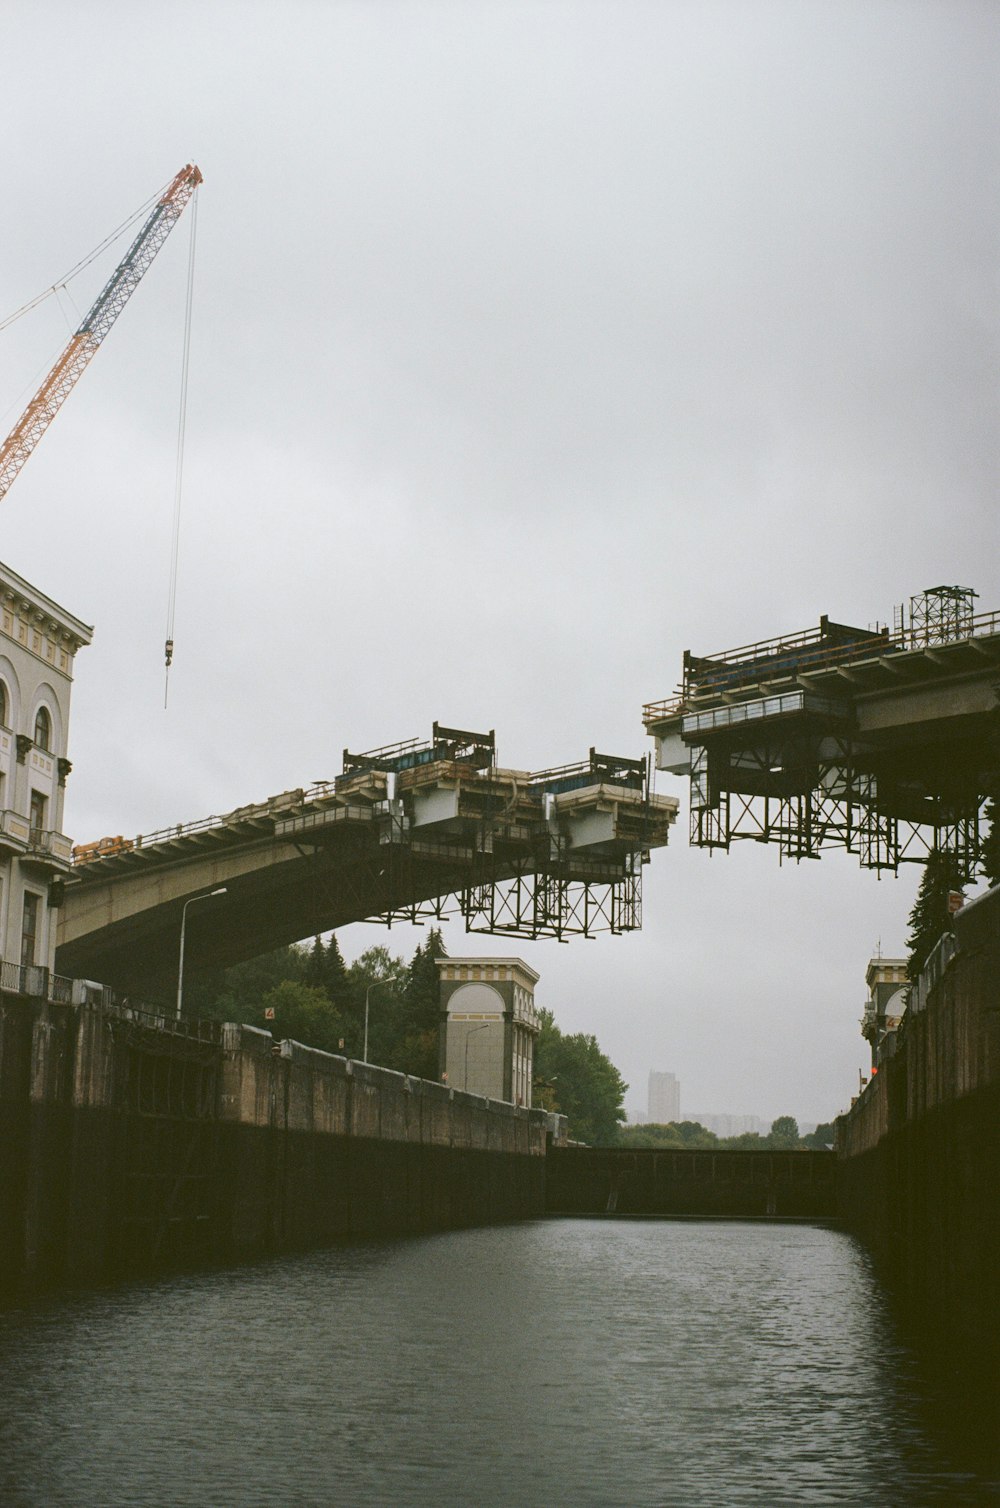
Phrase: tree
[
  {"left": 906, "top": 848, "right": 966, "bottom": 981},
  {"left": 346, "top": 945, "right": 409, "bottom": 1066},
  {"left": 980, "top": 800, "right": 1000, "bottom": 888},
  {"left": 192, "top": 945, "right": 307, "bottom": 1023},
  {"left": 303, "top": 935, "right": 327, "bottom": 991},
  {"left": 259, "top": 980, "right": 351, "bottom": 1055},
  {"left": 722, "top": 1131, "right": 765, "bottom": 1149},
  {"left": 767, "top": 1116, "right": 801, "bottom": 1149},
  {"left": 322, "top": 933, "right": 351, "bottom": 1006},
  {"left": 619, "top": 1120, "right": 719, "bottom": 1150},
  {"left": 393, "top": 927, "right": 448, "bottom": 1080},
  {"left": 533, "top": 1009, "right": 627, "bottom": 1145},
  {"left": 802, "top": 1122, "right": 835, "bottom": 1149}
]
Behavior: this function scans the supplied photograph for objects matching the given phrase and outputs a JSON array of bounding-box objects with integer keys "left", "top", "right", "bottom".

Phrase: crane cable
[
  {"left": 164, "top": 185, "right": 200, "bottom": 708},
  {"left": 0, "top": 182, "right": 166, "bottom": 334}
]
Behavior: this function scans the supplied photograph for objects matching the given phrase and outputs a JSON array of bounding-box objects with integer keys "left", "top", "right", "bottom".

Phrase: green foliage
[
  {"left": 767, "top": 1115, "right": 801, "bottom": 1149},
  {"left": 259, "top": 980, "right": 351, "bottom": 1054},
  {"left": 619, "top": 1120, "right": 718, "bottom": 1149},
  {"left": 802, "top": 1121, "right": 835, "bottom": 1149},
  {"left": 906, "top": 849, "right": 966, "bottom": 980},
  {"left": 980, "top": 800, "right": 1000, "bottom": 888},
  {"left": 534, "top": 1009, "right": 627, "bottom": 1146},
  {"left": 189, "top": 932, "right": 626, "bottom": 1125},
  {"left": 621, "top": 1119, "right": 812, "bottom": 1151},
  {"left": 187, "top": 945, "right": 307, "bottom": 1023}
]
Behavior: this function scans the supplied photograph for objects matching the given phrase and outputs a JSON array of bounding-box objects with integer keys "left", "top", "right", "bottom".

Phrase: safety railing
[
  {"left": 644, "top": 603, "right": 1000, "bottom": 726},
  {"left": 0, "top": 959, "right": 218, "bottom": 1036},
  {"left": 0, "top": 959, "right": 66, "bottom": 1001}
]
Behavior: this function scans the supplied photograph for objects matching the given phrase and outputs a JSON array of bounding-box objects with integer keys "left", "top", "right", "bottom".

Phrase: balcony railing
[
  {"left": 0, "top": 809, "right": 30, "bottom": 852},
  {"left": 25, "top": 828, "right": 74, "bottom": 868}
]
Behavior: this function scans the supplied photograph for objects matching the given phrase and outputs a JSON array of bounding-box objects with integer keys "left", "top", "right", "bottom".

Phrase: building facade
[
  {"left": 861, "top": 957, "right": 909, "bottom": 1069},
  {"left": 647, "top": 1069, "right": 680, "bottom": 1124},
  {"left": 437, "top": 956, "right": 540, "bottom": 1106},
  {"left": 0, "top": 561, "right": 91, "bottom": 982}
]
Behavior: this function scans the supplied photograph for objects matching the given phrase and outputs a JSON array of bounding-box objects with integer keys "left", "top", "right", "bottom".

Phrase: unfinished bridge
[
  {"left": 644, "top": 586, "right": 999, "bottom": 880},
  {"left": 56, "top": 723, "right": 678, "bottom": 995}
]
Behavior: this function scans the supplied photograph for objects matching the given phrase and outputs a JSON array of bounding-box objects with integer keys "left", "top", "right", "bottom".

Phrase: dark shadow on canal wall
[{"left": 0, "top": 1003, "right": 550, "bottom": 1297}]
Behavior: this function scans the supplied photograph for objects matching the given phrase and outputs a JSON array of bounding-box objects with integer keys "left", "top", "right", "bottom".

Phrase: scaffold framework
[{"left": 339, "top": 730, "right": 665, "bottom": 940}]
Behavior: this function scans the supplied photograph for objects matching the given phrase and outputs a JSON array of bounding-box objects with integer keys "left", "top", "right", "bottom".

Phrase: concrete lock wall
[
  {"left": 0, "top": 999, "right": 551, "bottom": 1296},
  {"left": 835, "top": 886, "right": 1000, "bottom": 1373},
  {"left": 546, "top": 1146, "right": 838, "bottom": 1218}
]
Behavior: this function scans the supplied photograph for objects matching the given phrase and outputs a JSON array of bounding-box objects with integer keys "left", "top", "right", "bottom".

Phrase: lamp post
[
  {"left": 176, "top": 887, "right": 227, "bottom": 1021},
  {"left": 363, "top": 977, "right": 393, "bottom": 1063},
  {"left": 464, "top": 1021, "right": 491, "bottom": 1092}
]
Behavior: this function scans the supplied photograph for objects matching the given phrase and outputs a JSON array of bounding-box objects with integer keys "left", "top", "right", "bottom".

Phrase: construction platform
[{"left": 643, "top": 588, "right": 1000, "bottom": 878}]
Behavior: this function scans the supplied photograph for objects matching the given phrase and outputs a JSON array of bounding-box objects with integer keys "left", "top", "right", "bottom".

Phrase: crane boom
[{"left": 0, "top": 163, "right": 203, "bottom": 505}]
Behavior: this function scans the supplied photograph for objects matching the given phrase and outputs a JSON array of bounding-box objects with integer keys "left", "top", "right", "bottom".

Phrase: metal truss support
[{"left": 685, "top": 732, "right": 985, "bottom": 878}]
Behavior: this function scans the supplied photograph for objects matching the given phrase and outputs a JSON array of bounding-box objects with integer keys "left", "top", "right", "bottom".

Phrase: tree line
[
  {"left": 619, "top": 1116, "right": 835, "bottom": 1151},
  {"left": 904, "top": 800, "right": 998, "bottom": 982}
]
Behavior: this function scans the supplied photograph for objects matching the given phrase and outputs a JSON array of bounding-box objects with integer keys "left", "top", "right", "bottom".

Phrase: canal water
[{"left": 1, "top": 1219, "right": 996, "bottom": 1506}]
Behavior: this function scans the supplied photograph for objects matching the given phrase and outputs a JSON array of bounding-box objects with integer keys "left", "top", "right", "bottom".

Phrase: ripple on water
[{"left": 0, "top": 1220, "right": 996, "bottom": 1507}]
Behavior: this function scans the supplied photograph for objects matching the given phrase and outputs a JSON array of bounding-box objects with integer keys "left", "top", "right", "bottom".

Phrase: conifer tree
[
  {"left": 304, "top": 935, "right": 326, "bottom": 990},
  {"left": 323, "top": 932, "right": 351, "bottom": 1005},
  {"left": 906, "top": 848, "right": 965, "bottom": 981},
  {"left": 405, "top": 927, "right": 448, "bottom": 1034},
  {"left": 980, "top": 799, "right": 1000, "bottom": 888}
]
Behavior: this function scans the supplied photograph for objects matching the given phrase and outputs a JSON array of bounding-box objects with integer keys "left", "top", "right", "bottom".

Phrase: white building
[
  {"left": 437, "top": 957, "right": 540, "bottom": 1106},
  {"left": 862, "top": 956, "right": 909, "bottom": 1068},
  {"left": 0, "top": 561, "right": 91, "bottom": 984}
]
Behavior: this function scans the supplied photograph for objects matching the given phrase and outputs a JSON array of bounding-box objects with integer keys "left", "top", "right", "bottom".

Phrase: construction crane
[{"left": 0, "top": 163, "right": 203, "bottom": 505}]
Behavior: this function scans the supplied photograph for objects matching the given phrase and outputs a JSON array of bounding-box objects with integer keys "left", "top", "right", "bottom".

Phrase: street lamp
[
  {"left": 363, "top": 977, "right": 393, "bottom": 1063},
  {"left": 176, "top": 887, "right": 227, "bottom": 1020},
  {"left": 464, "top": 1022, "right": 491, "bottom": 1091}
]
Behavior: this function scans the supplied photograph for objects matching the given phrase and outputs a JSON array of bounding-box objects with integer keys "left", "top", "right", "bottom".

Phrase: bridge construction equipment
[
  {"left": 643, "top": 587, "right": 1000, "bottom": 880},
  {"left": 0, "top": 165, "right": 202, "bottom": 505},
  {"left": 56, "top": 722, "right": 678, "bottom": 995}
]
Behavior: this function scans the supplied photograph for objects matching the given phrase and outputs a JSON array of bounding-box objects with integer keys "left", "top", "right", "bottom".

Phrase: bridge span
[
  {"left": 56, "top": 723, "right": 678, "bottom": 994},
  {"left": 644, "top": 585, "right": 999, "bottom": 878}
]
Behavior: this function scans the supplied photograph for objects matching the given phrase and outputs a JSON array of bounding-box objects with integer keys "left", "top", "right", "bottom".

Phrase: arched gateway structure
[
  {"left": 644, "top": 586, "right": 1000, "bottom": 880},
  {"left": 56, "top": 723, "right": 678, "bottom": 995}
]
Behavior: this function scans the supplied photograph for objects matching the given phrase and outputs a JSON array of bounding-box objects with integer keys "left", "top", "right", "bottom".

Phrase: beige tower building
[
  {"left": 0, "top": 560, "right": 91, "bottom": 986},
  {"left": 437, "top": 956, "right": 540, "bottom": 1107}
]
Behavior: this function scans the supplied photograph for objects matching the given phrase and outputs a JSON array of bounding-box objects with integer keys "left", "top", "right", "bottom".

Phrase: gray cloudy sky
[{"left": 2, "top": 1, "right": 997, "bottom": 1124}]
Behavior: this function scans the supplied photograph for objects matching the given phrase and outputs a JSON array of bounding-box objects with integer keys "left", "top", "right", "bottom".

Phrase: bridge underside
[
  {"left": 57, "top": 735, "right": 678, "bottom": 997},
  {"left": 57, "top": 834, "right": 494, "bottom": 994}
]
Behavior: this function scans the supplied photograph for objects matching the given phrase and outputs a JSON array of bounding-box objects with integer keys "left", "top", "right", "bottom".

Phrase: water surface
[{"left": 1, "top": 1219, "right": 996, "bottom": 1505}]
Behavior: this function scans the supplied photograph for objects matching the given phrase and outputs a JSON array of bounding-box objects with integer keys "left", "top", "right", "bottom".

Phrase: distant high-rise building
[{"left": 648, "top": 1070, "right": 680, "bottom": 1124}]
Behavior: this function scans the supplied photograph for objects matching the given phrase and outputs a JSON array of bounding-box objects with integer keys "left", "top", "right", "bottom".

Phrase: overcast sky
[{"left": 2, "top": 1, "right": 997, "bottom": 1124}]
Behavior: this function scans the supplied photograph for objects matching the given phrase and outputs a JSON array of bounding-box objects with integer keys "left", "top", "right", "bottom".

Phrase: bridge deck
[{"left": 58, "top": 742, "right": 678, "bottom": 995}]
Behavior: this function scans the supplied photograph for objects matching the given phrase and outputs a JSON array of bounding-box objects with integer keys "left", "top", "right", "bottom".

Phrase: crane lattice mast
[{"left": 0, "top": 163, "right": 203, "bottom": 505}]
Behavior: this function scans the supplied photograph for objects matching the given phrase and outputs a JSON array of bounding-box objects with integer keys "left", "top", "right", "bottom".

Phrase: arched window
[
  {"left": 34, "top": 706, "right": 51, "bottom": 752},
  {"left": 0, "top": 681, "right": 7, "bottom": 728}
]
